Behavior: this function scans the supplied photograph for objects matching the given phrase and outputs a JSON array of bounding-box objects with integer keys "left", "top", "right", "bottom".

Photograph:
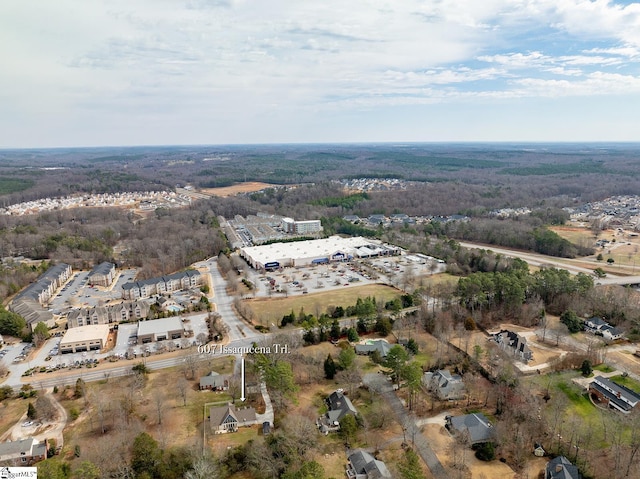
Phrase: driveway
[
  {"left": 1, "top": 387, "right": 67, "bottom": 449},
  {"left": 363, "top": 373, "right": 448, "bottom": 479}
]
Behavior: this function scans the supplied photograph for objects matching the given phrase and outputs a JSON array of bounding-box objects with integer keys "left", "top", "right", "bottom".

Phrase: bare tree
[
  {"left": 177, "top": 377, "right": 189, "bottom": 407},
  {"left": 153, "top": 390, "right": 165, "bottom": 425}
]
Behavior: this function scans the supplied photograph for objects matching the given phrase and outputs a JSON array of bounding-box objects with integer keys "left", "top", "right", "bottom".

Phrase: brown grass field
[
  {"left": 243, "top": 284, "right": 402, "bottom": 327},
  {"left": 200, "top": 182, "right": 275, "bottom": 197}
]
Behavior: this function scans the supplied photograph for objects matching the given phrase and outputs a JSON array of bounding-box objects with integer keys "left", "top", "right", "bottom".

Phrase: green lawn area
[
  {"left": 593, "top": 364, "right": 616, "bottom": 373},
  {"left": 610, "top": 374, "right": 640, "bottom": 393},
  {"left": 555, "top": 381, "right": 594, "bottom": 418}
]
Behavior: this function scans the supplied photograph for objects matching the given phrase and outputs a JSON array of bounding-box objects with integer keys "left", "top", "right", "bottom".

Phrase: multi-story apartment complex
[
  {"left": 121, "top": 270, "right": 202, "bottom": 300},
  {"left": 87, "top": 261, "right": 116, "bottom": 287},
  {"left": 66, "top": 300, "right": 150, "bottom": 328},
  {"left": 281, "top": 217, "right": 322, "bottom": 235},
  {"left": 9, "top": 263, "right": 72, "bottom": 330}
]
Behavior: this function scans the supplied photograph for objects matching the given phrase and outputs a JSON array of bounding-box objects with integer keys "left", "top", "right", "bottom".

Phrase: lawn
[
  {"left": 244, "top": 284, "right": 401, "bottom": 327},
  {"left": 555, "top": 381, "right": 594, "bottom": 418},
  {"left": 610, "top": 374, "right": 640, "bottom": 393},
  {"left": 0, "top": 397, "right": 28, "bottom": 438},
  {"left": 593, "top": 364, "right": 615, "bottom": 373}
]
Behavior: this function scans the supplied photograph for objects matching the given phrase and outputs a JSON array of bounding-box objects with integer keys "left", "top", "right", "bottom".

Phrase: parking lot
[
  {"left": 48, "top": 268, "right": 138, "bottom": 313},
  {"left": 242, "top": 253, "right": 445, "bottom": 298}
]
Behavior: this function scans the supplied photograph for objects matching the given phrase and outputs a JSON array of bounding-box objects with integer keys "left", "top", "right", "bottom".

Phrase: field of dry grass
[
  {"left": 244, "top": 284, "right": 401, "bottom": 327},
  {"left": 200, "top": 182, "right": 275, "bottom": 197}
]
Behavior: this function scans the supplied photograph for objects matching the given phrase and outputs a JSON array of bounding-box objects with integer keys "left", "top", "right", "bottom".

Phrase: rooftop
[{"left": 137, "top": 317, "right": 184, "bottom": 336}]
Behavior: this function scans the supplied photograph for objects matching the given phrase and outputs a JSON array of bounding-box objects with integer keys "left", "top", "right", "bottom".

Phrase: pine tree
[{"left": 324, "top": 354, "right": 337, "bottom": 380}]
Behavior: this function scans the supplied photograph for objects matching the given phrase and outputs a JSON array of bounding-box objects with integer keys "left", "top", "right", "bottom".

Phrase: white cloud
[{"left": 1, "top": 0, "right": 640, "bottom": 145}]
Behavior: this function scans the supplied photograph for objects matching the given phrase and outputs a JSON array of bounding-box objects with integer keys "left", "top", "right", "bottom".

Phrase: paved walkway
[
  {"left": 255, "top": 382, "right": 274, "bottom": 427},
  {"left": 363, "top": 373, "right": 448, "bottom": 479}
]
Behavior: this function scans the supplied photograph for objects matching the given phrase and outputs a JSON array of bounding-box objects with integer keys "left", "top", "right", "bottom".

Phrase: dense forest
[{"left": 3, "top": 143, "right": 640, "bottom": 207}]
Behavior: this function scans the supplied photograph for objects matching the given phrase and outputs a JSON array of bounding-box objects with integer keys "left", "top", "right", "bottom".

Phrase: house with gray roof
[
  {"left": 589, "top": 375, "right": 640, "bottom": 413},
  {"left": 545, "top": 456, "right": 581, "bottom": 479},
  {"left": 492, "top": 330, "right": 533, "bottom": 362},
  {"left": 445, "top": 413, "right": 494, "bottom": 445},
  {"left": 319, "top": 390, "right": 358, "bottom": 433},
  {"left": 0, "top": 437, "right": 47, "bottom": 466},
  {"left": 346, "top": 450, "right": 392, "bottom": 479},
  {"left": 199, "top": 371, "right": 228, "bottom": 391},
  {"left": 423, "top": 370, "right": 466, "bottom": 400},
  {"left": 355, "top": 340, "right": 392, "bottom": 358},
  {"left": 209, "top": 403, "right": 257, "bottom": 433}
]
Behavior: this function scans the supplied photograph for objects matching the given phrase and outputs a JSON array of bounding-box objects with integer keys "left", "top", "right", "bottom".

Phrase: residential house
[
  {"left": 423, "top": 370, "right": 466, "bottom": 400},
  {"left": 319, "top": 390, "right": 358, "bottom": 433},
  {"left": 0, "top": 438, "right": 47, "bottom": 466},
  {"left": 209, "top": 403, "right": 257, "bottom": 433},
  {"left": 354, "top": 340, "right": 392, "bottom": 358},
  {"left": 199, "top": 371, "right": 228, "bottom": 391},
  {"left": 589, "top": 376, "right": 640, "bottom": 413},
  {"left": 492, "top": 330, "right": 533, "bottom": 362},
  {"left": 601, "top": 325, "right": 624, "bottom": 341},
  {"left": 584, "top": 317, "right": 608, "bottom": 333},
  {"left": 445, "top": 413, "right": 494, "bottom": 445},
  {"left": 346, "top": 450, "right": 392, "bottom": 479},
  {"left": 545, "top": 456, "right": 581, "bottom": 479}
]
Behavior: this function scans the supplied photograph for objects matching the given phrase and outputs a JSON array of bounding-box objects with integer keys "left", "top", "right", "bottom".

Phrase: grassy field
[{"left": 244, "top": 284, "right": 401, "bottom": 327}]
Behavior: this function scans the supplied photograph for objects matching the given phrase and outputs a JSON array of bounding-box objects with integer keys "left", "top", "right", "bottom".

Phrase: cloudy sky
[{"left": 1, "top": 0, "right": 640, "bottom": 147}]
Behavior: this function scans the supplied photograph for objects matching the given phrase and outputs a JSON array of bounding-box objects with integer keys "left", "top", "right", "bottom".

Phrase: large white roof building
[{"left": 239, "top": 235, "right": 401, "bottom": 270}]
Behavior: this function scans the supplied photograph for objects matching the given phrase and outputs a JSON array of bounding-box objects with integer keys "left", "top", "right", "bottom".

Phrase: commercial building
[
  {"left": 121, "top": 269, "right": 202, "bottom": 300},
  {"left": 137, "top": 317, "right": 186, "bottom": 344},
  {"left": 59, "top": 324, "right": 110, "bottom": 353},
  {"left": 239, "top": 235, "right": 401, "bottom": 271},
  {"left": 87, "top": 262, "right": 116, "bottom": 287},
  {"left": 281, "top": 217, "right": 322, "bottom": 235}
]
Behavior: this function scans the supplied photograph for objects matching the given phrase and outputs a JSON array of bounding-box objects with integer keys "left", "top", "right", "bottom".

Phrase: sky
[{"left": 1, "top": 0, "right": 640, "bottom": 147}]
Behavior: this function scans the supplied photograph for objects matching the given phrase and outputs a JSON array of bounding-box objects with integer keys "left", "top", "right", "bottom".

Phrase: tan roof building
[{"left": 59, "top": 324, "right": 110, "bottom": 353}]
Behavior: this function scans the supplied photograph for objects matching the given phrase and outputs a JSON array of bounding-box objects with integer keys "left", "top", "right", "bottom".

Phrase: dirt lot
[{"left": 200, "top": 182, "right": 275, "bottom": 197}]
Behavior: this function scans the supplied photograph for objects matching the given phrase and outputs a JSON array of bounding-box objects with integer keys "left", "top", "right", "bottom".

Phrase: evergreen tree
[
  {"left": 27, "top": 401, "right": 37, "bottom": 420},
  {"left": 324, "top": 354, "right": 337, "bottom": 380}
]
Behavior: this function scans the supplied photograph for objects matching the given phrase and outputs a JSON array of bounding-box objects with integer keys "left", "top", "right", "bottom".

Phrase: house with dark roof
[
  {"left": 319, "top": 390, "right": 359, "bottom": 433},
  {"left": 209, "top": 403, "right": 257, "bottom": 433},
  {"left": 589, "top": 375, "right": 640, "bottom": 413},
  {"left": 445, "top": 413, "right": 494, "bottom": 445},
  {"left": 585, "top": 317, "right": 624, "bottom": 340},
  {"left": 0, "top": 438, "right": 47, "bottom": 466},
  {"left": 423, "top": 370, "right": 466, "bottom": 400},
  {"left": 346, "top": 450, "right": 392, "bottom": 479},
  {"left": 355, "top": 340, "right": 392, "bottom": 358},
  {"left": 492, "top": 330, "right": 533, "bottom": 362},
  {"left": 199, "top": 371, "right": 228, "bottom": 391},
  {"left": 545, "top": 456, "right": 581, "bottom": 479}
]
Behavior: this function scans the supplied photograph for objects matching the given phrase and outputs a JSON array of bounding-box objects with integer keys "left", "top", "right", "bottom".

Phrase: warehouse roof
[
  {"left": 137, "top": 317, "right": 184, "bottom": 336},
  {"left": 61, "top": 324, "right": 110, "bottom": 345},
  {"left": 240, "top": 235, "right": 399, "bottom": 267}
]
